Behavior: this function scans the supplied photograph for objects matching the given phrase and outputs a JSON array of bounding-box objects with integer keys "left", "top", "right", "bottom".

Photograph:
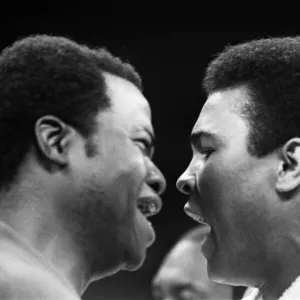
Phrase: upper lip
[
  {"left": 184, "top": 197, "right": 208, "bottom": 225},
  {"left": 137, "top": 195, "right": 162, "bottom": 218}
]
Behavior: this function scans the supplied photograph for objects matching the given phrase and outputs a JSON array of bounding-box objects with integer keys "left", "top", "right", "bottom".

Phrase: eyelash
[
  {"left": 136, "top": 139, "right": 151, "bottom": 155},
  {"left": 199, "top": 148, "right": 214, "bottom": 158}
]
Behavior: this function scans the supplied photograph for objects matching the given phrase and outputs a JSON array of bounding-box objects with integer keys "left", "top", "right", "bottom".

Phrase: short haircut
[
  {"left": 0, "top": 34, "right": 142, "bottom": 190},
  {"left": 203, "top": 36, "right": 300, "bottom": 157}
]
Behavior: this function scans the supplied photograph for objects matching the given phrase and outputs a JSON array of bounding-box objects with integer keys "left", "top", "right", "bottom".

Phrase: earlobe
[
  {"left": 276, "top": 138, "right": 300, "bottom": 194},
  {"left": 34, "top": 115, "right": 74, "bottom": 168}
]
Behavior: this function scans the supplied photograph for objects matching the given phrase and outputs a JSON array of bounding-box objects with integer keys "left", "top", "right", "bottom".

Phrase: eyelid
[
  {"left": 199, "top": 147, "right": 214, "bottom": 154},
  {"left": 137, "top": 138, "right": 151, "bottom": 148},
  {"left": 197, "top": 148, "right": 214, "bottom": 159},
  {"left": 136, "top": 138, "right": 153, "bottom": 156}
]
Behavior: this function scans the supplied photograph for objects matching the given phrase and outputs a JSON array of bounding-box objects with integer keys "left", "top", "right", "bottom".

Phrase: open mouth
[
  {"left": 184, "top": 201, "right": 209, "bottom": 226},
  {"left": 186, "top": 210, "right": 209, "bottom": 226},
  {"left": 137, "top": 198, "right": 160, "bottom": 218},
  {"left": 197, "top": 217, "right": 209, "bottom": 225}
]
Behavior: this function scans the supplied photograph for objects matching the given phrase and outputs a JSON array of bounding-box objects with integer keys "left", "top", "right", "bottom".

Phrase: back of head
[
  {"left": 0, "top": 34, "right": 141, "bottom": 191},
  {"left": 203, "top": 36, "right": 300, "bottom": 157}
]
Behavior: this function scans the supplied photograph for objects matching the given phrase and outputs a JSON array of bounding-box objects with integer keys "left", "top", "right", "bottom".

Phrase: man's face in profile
[
  {"left": 152, "top": 239, "right": 233, "bottom": 300},
  {"left": 177, "top": 86, "right": 277, "bottom": 285},
  {"left": 59, "top": 73, "right": 166, "bottom": 279}
]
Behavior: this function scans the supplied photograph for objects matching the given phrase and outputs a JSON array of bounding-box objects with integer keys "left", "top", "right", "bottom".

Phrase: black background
[{"left": 1, "top": 8, "right": 299, "bottom": 300}]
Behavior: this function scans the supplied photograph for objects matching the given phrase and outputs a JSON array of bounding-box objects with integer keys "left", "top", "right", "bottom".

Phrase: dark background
[{"left": 1, "top": 9, "right": 299, "bottom": 300}]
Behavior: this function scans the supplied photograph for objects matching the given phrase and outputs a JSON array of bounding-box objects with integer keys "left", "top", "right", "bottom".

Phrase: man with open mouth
[{"left": 177, "top": 36, "right": 300, "bottom": 300}]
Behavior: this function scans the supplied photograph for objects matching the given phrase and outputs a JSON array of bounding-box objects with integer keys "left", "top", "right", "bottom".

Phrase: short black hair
[
  {"left": 203, "top": 36, "right": 300, "bottom": 157},
  {"left": 0, "top": 34, "right": 142, "bottom": 190}
]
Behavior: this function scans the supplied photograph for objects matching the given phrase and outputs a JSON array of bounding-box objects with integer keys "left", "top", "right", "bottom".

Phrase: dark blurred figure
[{"left": 152, "top": 226, "right": 245, "bottom": 300}]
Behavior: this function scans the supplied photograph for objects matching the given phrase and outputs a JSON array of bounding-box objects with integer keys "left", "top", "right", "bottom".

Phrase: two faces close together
[{"left": 2, "top": 34, "right": 300, "bottom": 300}]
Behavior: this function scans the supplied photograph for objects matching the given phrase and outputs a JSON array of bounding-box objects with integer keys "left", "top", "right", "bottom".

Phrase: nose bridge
[
  {"left": 147, "top": 159, "right": 167, "bottom": 195},
  {"left": 180, "top": 162, "right": 193, "bottom": 180}
]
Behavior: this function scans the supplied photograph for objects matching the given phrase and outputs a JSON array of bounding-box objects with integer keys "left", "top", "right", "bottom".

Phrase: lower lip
[{"left": 140, "top": 212, "right": 155, "bottom": 247}]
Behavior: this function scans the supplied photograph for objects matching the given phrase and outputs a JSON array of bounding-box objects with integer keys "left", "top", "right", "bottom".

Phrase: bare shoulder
[
  {"left": 0, "top": 266, "right": 12, "bottom": 299},
  {"left": 0, "top": 258, "right": 79, "bottom": 300}
]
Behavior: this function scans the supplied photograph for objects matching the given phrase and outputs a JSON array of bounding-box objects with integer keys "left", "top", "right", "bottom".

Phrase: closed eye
[
  {"left": 199, "top": 148, "right": 214, "bottom": 158},
  {"left": 136, "top": 139, "right": 153, "bottom": 157}
]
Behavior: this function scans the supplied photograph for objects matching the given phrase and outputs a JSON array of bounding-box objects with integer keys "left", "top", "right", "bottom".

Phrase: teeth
[
  {"left": 189, "top": 213, "right": 205, "bottom": 223},
  {"left": 138, "top": 202, "right": 157, "bottom": 217},
  {"left": 198, "top": 217, "right": 207, "bottom": 223},
  {"left": 191, "top": 215, "right": 207, "bottom": 225}
]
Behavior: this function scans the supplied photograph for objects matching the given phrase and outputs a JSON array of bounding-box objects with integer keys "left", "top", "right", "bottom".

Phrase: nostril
[
  {"left": 148, "top": 170, "right": 166, "bottom": 195},
  {"left": 176, "top": 174, "right": 195, "bottom": 195},
  {"left": 177, "top": 181, "right": 192, "bottom": 195},
  {"left": 182, "top": 183, "right": 191, "bottom": 195},
  {"left": 150, "top": 182, "right": 160, "bottom": 194}
]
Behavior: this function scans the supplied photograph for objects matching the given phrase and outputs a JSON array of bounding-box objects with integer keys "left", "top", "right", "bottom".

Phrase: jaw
[{"left": 120, "top": 210, "right": 151, "bottom": 271}]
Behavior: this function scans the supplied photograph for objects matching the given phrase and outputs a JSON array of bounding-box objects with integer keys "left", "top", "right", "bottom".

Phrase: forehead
[
  {"left": 103, "top": 72, "right": 153, "bottom": 132},
  {"left": 193, "top": 87, "right": 250, "bottom": 141}
]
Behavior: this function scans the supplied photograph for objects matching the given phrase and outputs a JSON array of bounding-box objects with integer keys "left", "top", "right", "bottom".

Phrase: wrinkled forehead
[
  {"left": 104, "top": 72, "right": 153, "bottom": 129},
  {"left": 193, "top": 87, "right": 250, "bottom": 136},
  {"left": 105, "top": 72, "right": 151, "bottom": 114}
]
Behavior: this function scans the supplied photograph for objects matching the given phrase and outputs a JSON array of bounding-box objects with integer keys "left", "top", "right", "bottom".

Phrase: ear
[
  {"left": 34, "top": 115, "right": 75, "bottom": 168},
  {"left": 276, "top": 138, "right": 300, "bottom": 194}
]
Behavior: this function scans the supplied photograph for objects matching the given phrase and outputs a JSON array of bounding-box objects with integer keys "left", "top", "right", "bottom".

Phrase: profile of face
[
  {"left": 152, "top": 238, "right": 233, "bottom": 300},
  {"left": 52, "top": 72, "right": 166, "bottom": 279},
  {"left": 176, "top": 86, "right": 281, "bottom": 285}
]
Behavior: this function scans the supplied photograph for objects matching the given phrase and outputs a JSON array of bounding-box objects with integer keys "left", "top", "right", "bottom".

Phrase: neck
[
  {"left": 258, "top": 235, "right": 300, "bottom": 300},
  {"left": 0, "top": 177, "right": 90, "bottom": 296},
  {"left": 40, "top": 230, "right": 90, "bottom": 295}
]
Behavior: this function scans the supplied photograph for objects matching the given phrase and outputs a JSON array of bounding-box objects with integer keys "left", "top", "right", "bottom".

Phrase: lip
[
  {"left": 184, "top": 200, "right": 209, "bottom": 226},
  {"left": 137, "top": 195, "right": 162, "bottom": 218}
]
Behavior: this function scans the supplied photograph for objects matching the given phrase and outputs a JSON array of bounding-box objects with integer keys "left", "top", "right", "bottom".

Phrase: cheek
[
  {"left": 198, "top": 158, "right": 272, "bottom": 246},
  {"left": 197, "top": 158, "right": 258, "bottom": 223},
  {"left": 71, "top": 141, "right": 148, "bottom": 221},
  {"left": 90, "top": 147, "right": 147, "bottom": 192},
  {"left": 112, "top": 154, "right": 147, "bottom": 197},
  {"left": 197, "top": 160, "right": 235, "bottom": 213}
]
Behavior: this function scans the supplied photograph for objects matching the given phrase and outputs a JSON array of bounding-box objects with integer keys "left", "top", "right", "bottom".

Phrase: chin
[
  {"left": 90, "top": 266, "right": 123, "bottom": 283},
  {"left": 207, "top": 252, "right": 225, "bottom": 280},
  {"left": 207, "top": 254, "right": 240, "bottom": 286},
  {"left": 124, "top": 257, "right": 145, "bottom": 271},
  {"left": 90, "top": 252, "right": 139, "bottom": 282},
  {"left": 124, "top": 256, "right": 146, "bottom": 272},
  {"left": 122, "top": 243, "right": 147, "bottom": 271}
]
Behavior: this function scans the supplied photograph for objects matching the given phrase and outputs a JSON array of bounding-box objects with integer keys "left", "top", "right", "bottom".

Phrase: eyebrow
[
  {"left": 190, "top": 131, "right": 218, "bottom": 148},
  {"left": 173, "top": 282, "right": 194, "bottom": 290},
  {"left": 144, "top": 127, "right": 156, "bottom": 144}
]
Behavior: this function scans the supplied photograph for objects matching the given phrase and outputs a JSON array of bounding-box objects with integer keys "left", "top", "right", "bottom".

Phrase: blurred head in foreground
[{"left": 152, "top": 226, "right": 234, "bottom": 300}]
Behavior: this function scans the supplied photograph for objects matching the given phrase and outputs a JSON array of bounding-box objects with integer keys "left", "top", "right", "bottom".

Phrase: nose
[
  {"left": 176, "top": 169, "right": 194, "bottom": 195},
  {"left": 147, "top": 164, "right": 167, "bottom": 196}
]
